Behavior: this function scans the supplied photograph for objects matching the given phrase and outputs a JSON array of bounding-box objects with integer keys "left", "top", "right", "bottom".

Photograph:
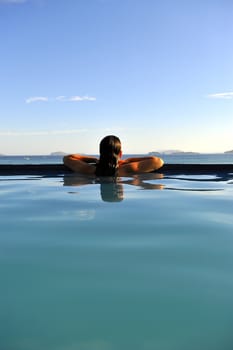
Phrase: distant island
[
  {"left": 224, "top": 150, "right": 233, "bottom": 154},
  {"left": 50, "top": 151, "right": 68, "bottom": 156},
  {"left": 149, "top": 150, "right": 200, "bottom": 155}
]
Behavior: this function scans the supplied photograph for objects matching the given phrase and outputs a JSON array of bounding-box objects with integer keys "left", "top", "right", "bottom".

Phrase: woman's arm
[
  {"left": 119, "top": 156, "right": 164, "bottom": 175},
  {"left": 63, "top": 154, "right": 97, "bottom": 174},
  {"left": 64, "top": 154, "right": 98, "bottom": 163},
  {"left": 120, "top": 156, "right": 156, "bottom": 164}
]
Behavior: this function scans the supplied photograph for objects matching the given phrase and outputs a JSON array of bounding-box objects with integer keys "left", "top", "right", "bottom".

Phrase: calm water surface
[{"left": 0, "top": 173, "right": 233, "bottom": 350}]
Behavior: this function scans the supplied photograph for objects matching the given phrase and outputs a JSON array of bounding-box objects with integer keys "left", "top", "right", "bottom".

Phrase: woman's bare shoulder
[{"left": 118, "top": 156, "right": 164, "bottom": 175}]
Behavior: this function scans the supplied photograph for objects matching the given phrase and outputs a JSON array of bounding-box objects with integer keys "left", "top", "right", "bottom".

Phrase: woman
[{"left": 63, "top": 135, "right": 164, "bottom": 176}]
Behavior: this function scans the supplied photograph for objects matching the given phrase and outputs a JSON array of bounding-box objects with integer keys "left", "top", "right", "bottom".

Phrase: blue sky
[{"left": 0, "top": 0, "right": 233, "bottom": 154}]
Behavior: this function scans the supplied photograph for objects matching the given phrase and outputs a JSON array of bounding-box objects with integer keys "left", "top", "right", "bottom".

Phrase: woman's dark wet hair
[{"left": 95, "top": 135, "right": 122, "bottom": 176}]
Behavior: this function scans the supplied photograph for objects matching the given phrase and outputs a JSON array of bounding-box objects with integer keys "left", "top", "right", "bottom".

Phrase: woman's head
[
  {"left": 99, "top": 135, "right": 121, "bottom": 157},
  {"left": 95, "top": 135, "right": 122, "bottom": 176}
]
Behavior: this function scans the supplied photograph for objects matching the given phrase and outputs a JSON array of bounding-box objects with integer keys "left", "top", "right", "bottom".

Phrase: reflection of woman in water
[
  {"left": 63, "top": 135, "right": 164, "bottom": 176},
  {"left": 100, "top": 181, "right": 124, "bottom": 202},
  {"left": 63, "top": 172, "right": 164, "bottom": 202},
  {"left": 99, "top": 175, "right": 164, "bottom": 201}
]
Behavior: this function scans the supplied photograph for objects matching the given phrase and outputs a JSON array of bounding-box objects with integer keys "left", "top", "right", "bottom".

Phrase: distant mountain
[
  {"left": 50, "top": 151, "right": 68, "bottom": 156},
  {"left": 224, "top": 150, "right": 233, "bottom": 154},
  {"left": 149, "top": 150, "right": 200, "bottom": 155}
]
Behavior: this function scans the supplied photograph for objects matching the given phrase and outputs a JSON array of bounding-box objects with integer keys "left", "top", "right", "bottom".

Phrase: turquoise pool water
[{"left": 1, "top": 173, "right": 233, "bottom": 350}]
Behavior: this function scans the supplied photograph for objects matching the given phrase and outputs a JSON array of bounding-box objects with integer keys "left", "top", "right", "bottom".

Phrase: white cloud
[
  {"left": 208, "top": 92, "right": 233, "bottom": 100},
  {"left": 0, "top": 127, "right": 126, "bottom": 137},
  {"left": 26, "top": 95, "right": 96, "bottom": 103},
  {"left": 68, "top": 95, "right": 96, "bottom": 102},
  {"left": 0, "top": 129, "right": 88, "bottom": 136},
  {"left": 55, "top": 95, "right": 96, "bottom": 102},
  {"left": 26, "top": 96, "right": 48, "bottom": 104}
]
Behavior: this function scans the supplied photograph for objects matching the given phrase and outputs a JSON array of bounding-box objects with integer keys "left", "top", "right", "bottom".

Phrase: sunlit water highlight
[{"left": 0, "top": 173, "right": 233, "bottom": 350}]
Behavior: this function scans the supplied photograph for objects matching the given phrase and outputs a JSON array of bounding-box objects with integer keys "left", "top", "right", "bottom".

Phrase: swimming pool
[{"left": 1, "top": 173, "right": 233, "bottom": 350}]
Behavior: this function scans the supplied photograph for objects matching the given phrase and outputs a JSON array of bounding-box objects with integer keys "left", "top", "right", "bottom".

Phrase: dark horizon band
[{"left": 0, "top": 164, "right": 233, "bottom": 176}]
